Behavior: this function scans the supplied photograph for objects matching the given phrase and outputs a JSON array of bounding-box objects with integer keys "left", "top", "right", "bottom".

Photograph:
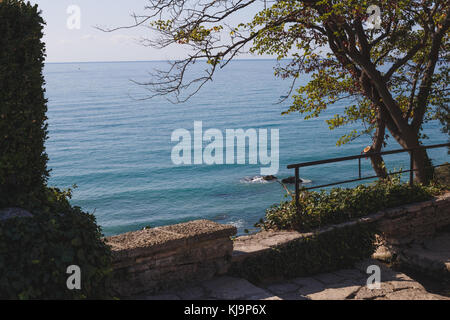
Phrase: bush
[
  {"left": 0, "top": 188, "right": 113, "bottom": 300},
  {"left": 0, "top": 1, "right": 113, "bottom": 299},
  {"left": 259, "top": 178, "right": 443, "bottom": 232},
  {"left": 0, "top": 0, "right": 49, "bottom": 209}
]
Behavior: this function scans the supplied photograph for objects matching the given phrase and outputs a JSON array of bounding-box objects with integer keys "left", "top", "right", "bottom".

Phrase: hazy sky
[{"left": 29, "top": 0, "right": 269, "bottom": 63}]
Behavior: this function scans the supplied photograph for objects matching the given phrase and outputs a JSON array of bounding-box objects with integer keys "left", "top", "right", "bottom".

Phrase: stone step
[{"left": 396, "top": 232, "right": 450, "bottom": 280}]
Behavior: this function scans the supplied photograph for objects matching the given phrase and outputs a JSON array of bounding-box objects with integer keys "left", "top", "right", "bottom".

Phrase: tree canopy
[{"left": 106, "top": 0, "right": 450, "bottom": 183}]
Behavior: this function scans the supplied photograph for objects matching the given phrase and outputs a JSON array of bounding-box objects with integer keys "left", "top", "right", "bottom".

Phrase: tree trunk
[
  {"left": 361, "top": 71, "right": 433, "bottom": 185},
  {"left": 369, "top": 113, "right": 388, "bottom": 179},
  {"left": 386, "top": 128, "right": 433, "bottom": 184},
  {"left": 370, "top": 153, "right": 388, "bottom": 179},
  {"left": 410, "top": 147, "right": 434, "bottom": 184}
]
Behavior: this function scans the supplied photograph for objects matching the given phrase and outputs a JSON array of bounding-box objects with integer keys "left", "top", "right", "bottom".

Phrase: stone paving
[{"left": 135, "top": 259, "right": 449, "bottom": 300}]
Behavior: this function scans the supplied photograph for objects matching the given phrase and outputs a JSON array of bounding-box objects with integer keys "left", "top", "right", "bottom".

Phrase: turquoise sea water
[{"left": 44, "top": 60, "right": 449, "bottom": 236}]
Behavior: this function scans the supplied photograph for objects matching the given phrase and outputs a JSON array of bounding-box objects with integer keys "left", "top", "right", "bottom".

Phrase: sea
[{"left": 43, "top": 59, "right": 449, "bottom": 236}]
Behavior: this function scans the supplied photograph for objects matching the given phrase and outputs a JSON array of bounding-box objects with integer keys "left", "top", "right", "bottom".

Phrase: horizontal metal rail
[{"left": 287, "top": 142, "right": 450, "bottom": 169}]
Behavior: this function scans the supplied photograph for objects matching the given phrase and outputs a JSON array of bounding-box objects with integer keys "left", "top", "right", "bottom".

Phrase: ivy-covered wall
[
  {"left": 0, "top": 0, "right": 49, "bottom": 209},
  {"left": 229, "top": 223, "right": 377, "bottom": 284}
]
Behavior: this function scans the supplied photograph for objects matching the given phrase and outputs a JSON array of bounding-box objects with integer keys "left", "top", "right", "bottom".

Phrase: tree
[{"left": 105, "top": 0, "right": 450, "bottom": 184}]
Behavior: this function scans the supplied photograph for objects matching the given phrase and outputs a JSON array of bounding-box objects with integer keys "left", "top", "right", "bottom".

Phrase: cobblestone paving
[{"left": 137, "top": 259, "right": 449, "bottom": 300}]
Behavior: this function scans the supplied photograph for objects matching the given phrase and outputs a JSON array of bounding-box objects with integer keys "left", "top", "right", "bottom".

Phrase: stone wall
[
  {"left": 376, "top": 192, "right": 450, "bottom": 246},
  {"left": 105, "top": 220, "right": 236, "bottom": 297}
]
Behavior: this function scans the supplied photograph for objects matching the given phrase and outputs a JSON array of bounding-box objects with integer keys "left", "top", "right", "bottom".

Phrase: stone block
[
  {"left": 201, "top": 276, "right": 272, "bottom": 300},
  {"left": 0, "top": 208, "right": 33, "bottom": 221},
  {"left": 266, "top": 282, "right": 299, "bottom": 295},
  {"left": 307, "top": 285, "right": 361, "bottom": 300},
  {"left": 106, "top": 228, "right": 187, "bottom": 260}
]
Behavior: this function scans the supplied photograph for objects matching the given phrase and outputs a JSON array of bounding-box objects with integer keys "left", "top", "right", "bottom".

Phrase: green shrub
[
  {"left": 0, "top": 187, "right": 113, "bottom": 300},
  {"left": 0, "top": 1, "right": 113, "bottom": 299},
  {"left": 0, "top": 0, "right": 49, "bottom": 209},
  {"left": 229, "top": 223, "right": 377, "bottom": 284},
  {"left": 259, "top": 178, "right": 443, "bottom": 232}
]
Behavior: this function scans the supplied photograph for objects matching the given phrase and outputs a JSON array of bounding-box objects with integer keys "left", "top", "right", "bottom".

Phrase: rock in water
[
  {"left": 281, "top": 176, "right": 303, "bottom": 184},
  {"left": 262, "top": 175, "right": 278, "bottom": 181},
  {"left": 0, "top": 208, "right": 33, "bottom": 221}
]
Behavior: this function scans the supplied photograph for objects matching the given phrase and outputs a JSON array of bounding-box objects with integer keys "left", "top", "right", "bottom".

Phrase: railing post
[
  {"left": 410, "top": 149, "right": 414, "bottom": 187},
  {"left": 295, "top": 167, "right": 299, "bottom": 214},
  {"left": 358, "top": 156, "right": 361, "bottom": 179}
]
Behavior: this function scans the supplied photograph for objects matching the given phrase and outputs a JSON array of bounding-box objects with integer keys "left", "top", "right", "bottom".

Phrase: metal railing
[{"left": 287, "top": 142, "right": 450, "bottom": 211}]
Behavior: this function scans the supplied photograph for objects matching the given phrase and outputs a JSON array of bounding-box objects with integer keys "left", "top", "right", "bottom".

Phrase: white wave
[
  {"left": 228, "top": 219, "right": 245, "bottom": 228},
  {"left": 240, "top": 176, "right": 270, "bottom": 183}
]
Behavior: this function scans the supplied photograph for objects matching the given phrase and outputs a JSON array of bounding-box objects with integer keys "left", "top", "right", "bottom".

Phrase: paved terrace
[{"left": 136, "top": 258, "right": 449, "bottom": 300}]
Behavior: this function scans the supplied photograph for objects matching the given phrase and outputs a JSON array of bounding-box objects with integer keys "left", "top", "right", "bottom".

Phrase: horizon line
[{"left": 44, "top": 57, "right": 289, "bottom": 64}]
